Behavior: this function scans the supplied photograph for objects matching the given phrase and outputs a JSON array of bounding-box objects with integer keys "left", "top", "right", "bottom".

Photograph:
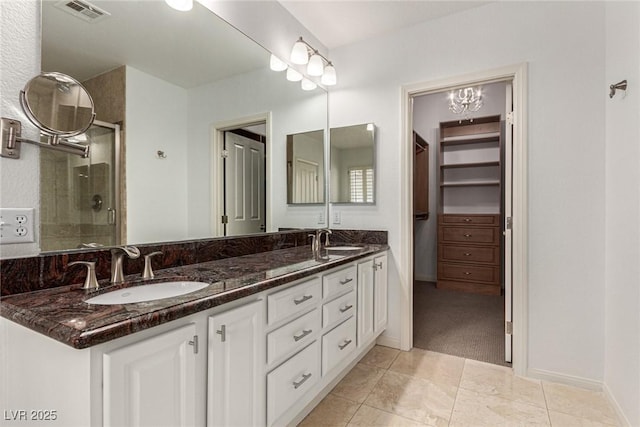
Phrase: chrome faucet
[
  {"left": 309, "top": 229, "right": 332, "bottom": 257},
  {"left": 142, "top": 251, "right": 163, "bottom": 280},
  {"left": 110, "top": 245, "right": 141, "bottom": 283}
]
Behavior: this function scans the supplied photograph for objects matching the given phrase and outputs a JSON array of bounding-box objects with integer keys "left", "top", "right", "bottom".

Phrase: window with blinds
[{"left": 348, "top": 167, "right": 373, "bottom": 203}]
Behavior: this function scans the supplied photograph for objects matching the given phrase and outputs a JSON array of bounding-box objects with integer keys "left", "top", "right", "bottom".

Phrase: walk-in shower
[{"left": 40, "top": 120, "right": 121, "bottom": 251}]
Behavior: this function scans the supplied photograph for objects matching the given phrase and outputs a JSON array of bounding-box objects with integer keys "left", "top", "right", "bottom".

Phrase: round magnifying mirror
[{"left": 19, "top": 72, "right": 95, "bottom": 138}]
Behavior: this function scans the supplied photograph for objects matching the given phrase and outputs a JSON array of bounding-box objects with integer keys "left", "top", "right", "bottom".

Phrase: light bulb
[
  {"left": 165, "top": 0, "right": 192, "bottom": 11},
  {"left": 286, "top": 68, "right": 303, "bottom": 82},
  {"left": 269, "top": 54, "right": 287, "bottom": 72},
  {"left": 321, "top": 64, "right": 337, "bottom": 86},
  {"left": 301, "top": 79, "right": 317, "bottom": 91},
  {"left": 307, "top": 53, "right": 324, "bottom": 76},
  {"left": 290, "top": 39, "right": 309, "bottom": 65}
]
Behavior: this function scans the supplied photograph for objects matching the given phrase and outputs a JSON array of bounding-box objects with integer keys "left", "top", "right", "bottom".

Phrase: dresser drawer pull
[
  {"left": 464, "top": 272, "right": 471, "bottom": 275},
  {"left": 338, "top": 339, "right": 353, "bottom": 350},
  {"left": 293, "top": 294, "right": 313, "bottom": 305},
  {"left": 293, "top": 329, "right": 312, "bottom": 342},
  {"left": 464, "top": 218, "right": 471, "bottom": 222},
  {"left": 464, "top": 253, "right": 472, "bottom": 256},
  {"left": 293, "top": 372, "right": 312, "bottom": 389},
  {"left": 339, "top": 278, "right": 353, "bottom": 285},
  {"left": 339, "top": 304, "right": 354, "bottom": 313},
  {"left": 463, "top": 234, "right": 472, "bottom": 238}
]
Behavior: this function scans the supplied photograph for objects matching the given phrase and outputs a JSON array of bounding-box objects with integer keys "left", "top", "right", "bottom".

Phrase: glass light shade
[
  {"left": 286, "top": 68, "right": 303, "bottom": 82},
  {"left": 307, "top": 54, "right": 324, "bottom": 76},
  {"left": 320, "top": 64, "right": 337, "bottom": 86},
  {"left": 269, "top": 54, "right": 287, "bottom": 72},
  {"left": 165, "top": 0, "right": 192, "bottom": 11},
  {"left": 290, "top": 40, "right": 309, "bottom": 65},
  {"left": 301, "top": 79, "right": 317, "bottom": 91}
]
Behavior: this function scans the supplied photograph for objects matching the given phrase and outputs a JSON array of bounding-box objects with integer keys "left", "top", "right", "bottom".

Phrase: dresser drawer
[
  {"left": 267, "top": 309, "right": 321, "bottom": 365},
  {"left": 322, "top": 291, "right": 356, "bottom": 328},
  {"left": 267, "top": 341, "right": 320, "bottom": 426},
  {"left": 438, "top": 262, "right": 500, "bottom": 284},
  {"left": 322, "top": 316, "right": 356, "bottom": 376},
  {"left": 439, "top": 226, "right": 499, "bottom": 245},
  {"left": 322, "top": 265, "right": 356, "bottom": 299},
  {"left": 439, "top": 214, "right": 499, "bottom": 226},
  {"left": 267, "top": 278, "right": 321, "bottom": 325},
  {"left": 439, "top": 244, "right": 500, "bottom": 265}
]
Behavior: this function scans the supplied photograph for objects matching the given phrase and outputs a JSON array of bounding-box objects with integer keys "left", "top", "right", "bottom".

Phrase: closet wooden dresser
[{"left": 436, "top": 115, "right": 502, "bottom": 295}]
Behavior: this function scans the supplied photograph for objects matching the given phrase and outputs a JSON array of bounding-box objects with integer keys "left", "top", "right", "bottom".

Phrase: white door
[
  {"left": 293, "top": 158, "right": 319, "bottom": 203},
  {"left": 504, "top": 82, "right": 514, "bottom": 363},
  {"left": 208, "top": 300, "right": 264, "bottom": 427},
  {"left": 357, "top": 258, "right": 375, "bottom": 345},
  {"left": 224, "top": 131, "right": 266, "bottom": 236},
  {"left": 373, "top": 254, "right": 388, "bottom": 333},
  {"left": 103, "top": 323, "right": 198, "bottom": 427}
]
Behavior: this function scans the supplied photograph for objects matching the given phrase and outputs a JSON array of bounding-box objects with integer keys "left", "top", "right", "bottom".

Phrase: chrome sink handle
[
  {"left": 68, "top": 260, "right": 99, "bottom": 290},
  {"left": 142, "top": 251, "right": 163, "bottom": 280},
  {"left": 110, "top": 245, "right": 140, "bottom": 283}
]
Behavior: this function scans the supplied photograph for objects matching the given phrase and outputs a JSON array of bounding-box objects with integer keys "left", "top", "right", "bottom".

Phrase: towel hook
[{"left": 609, "top": 80, "right": 627, "bottom": 98}]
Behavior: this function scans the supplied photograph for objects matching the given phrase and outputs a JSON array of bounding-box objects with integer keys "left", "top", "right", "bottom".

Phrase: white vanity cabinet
[
  {"left": 208, "top": 300, "right": 264, "bottom": 427},
  {"left": 103, "top": 323, "right": 199, "bottom": 427},
  {"left": 357, "top": 253, "right": 388, "bottom": 345}
]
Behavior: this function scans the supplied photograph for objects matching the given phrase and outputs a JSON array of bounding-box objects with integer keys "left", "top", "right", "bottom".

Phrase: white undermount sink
[
  {"left": 326, "top": 246, "right": 363, "bottom": 251},
  {"left": 86, "top": 281, "right": 209, "bottom": 305}
]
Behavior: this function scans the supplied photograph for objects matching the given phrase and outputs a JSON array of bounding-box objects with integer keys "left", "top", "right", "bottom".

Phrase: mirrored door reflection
[{"left": 40, "top": 121, "right": 120, "bottom": 251}]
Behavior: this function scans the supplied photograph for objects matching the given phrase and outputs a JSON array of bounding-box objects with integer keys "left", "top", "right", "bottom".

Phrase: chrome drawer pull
[
  {"left": 293, "top": 373, "right": 312, "bottom": 389},
  {"left": 339, "top": 304, "right": 354, "bottom": 313},
  {"left": 293, "top": 329, "right": 312, "bottom": 342},
  {"left": 339, "top": 278, "right": 353, "bottom": 285},
  {"left": 463, "top": 234, "right": 472, "bottom": 237},
  {"left": 338, "top": 339, "right": 353, "bottom": 350},
  {"left": 216, "top": 325, "right": 226, "bottom": 342},
  {"left": 293, "top": 294, "right": 313, "bottom": 305}
]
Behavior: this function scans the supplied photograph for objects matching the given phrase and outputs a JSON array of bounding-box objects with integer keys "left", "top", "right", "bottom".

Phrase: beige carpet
[{"left": 413, "top": 281, "right": 510, "bottom": 367}]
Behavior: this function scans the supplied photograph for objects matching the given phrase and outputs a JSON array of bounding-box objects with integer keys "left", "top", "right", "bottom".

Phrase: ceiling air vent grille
[{"left": 54, "top": 0, "right": 111, "bottom": 23}]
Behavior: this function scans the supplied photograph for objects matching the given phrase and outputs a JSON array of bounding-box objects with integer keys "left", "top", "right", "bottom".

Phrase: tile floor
[{"left": 299, "top": 346, "right": 620, "bottom": 427}]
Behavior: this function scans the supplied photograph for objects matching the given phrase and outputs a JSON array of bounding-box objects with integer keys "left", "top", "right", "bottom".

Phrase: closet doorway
[{"left": 400, "top": 64, "right": 527, "bottom": 374}]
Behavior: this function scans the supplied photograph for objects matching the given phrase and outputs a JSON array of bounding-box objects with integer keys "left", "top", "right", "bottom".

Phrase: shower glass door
[{"left": 40, "top": 120, "right": 121, "bottom": 251}]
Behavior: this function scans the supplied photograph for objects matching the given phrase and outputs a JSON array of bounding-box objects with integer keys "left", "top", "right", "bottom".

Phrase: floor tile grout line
[
  {"left": 540, "top": 381, "right": 553, "bottom": 426},
  {"left": 448, "top": 358, "right": 469, "bottom": 426}
]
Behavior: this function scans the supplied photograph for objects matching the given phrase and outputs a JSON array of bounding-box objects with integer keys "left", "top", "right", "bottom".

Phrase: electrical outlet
[
  {"left": 332, "top": 211, "right": 341, "bottom": 224},
  {"left": 0, "top": 208, "right": 35, "bottom": 244},
  {"left": 317, "top": 211, "right": 325, "bottom": 224}
]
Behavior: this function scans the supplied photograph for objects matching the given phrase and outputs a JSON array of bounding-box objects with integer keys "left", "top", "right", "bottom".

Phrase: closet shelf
[
  {"left": 440, "top": 161, "right": 500, "bottom": 169},
  {"left": 440, "top": 181, "right": 501, "bottom": 188}
]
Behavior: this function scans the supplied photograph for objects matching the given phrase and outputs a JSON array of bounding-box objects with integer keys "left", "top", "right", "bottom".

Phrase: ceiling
[{"left": 278, "top": 1, "right": 491, "bottom": 50}]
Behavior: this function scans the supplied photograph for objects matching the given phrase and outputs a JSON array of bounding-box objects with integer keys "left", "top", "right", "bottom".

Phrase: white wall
[
  {"left": 604, "top": 2, "right": 640, "bottom": 426},
  {"left": 412, "top": 82, "right": 506, "bottom": 281},
  {"left": 126, "top": 66, "right": 189, "bottom": 244},
  {"left": 329, "top": 1, "right": 607, "bottom": 382},
  {"left": 0, "top": 0, "right": 41, "bottom": 259}
]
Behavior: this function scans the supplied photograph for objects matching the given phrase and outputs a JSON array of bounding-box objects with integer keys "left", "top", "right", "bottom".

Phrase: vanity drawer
[
  {"left": 438, "top": 262, "right": 500, "bottom": 284},
  {"left": 439, "top": 226, "right": 499, "bottom": 245},
  {"left": 439, "top": 214, "right": 499, "bottom": 226},
  {"left": 439, "top": 244, "right": 500, "bottom": 265},
  {"left": 268, "top": 277, "right": 321, "bottom": 325},
  {"left": 322, "top": 316, "right": 356, "bottom": 376},
  {"left": 322, "top": 291, "right": 356, "bottom": 328},
  {"left": 322, "top": 265, "right": 356, "bottom": 299},
  {"left": 267, "top": 309, "right": 321, "bottom": 365},
  {"left": 267, "top": 341, "right": 320, "bottom": 426}
]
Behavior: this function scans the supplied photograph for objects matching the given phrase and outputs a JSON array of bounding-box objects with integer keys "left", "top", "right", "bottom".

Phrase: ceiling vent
[{"left": 54, "top": 0, "right": 111, "bottom": 23}]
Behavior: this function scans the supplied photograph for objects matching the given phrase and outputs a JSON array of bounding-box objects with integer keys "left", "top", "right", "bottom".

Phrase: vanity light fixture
[
  {"left": 290, "top": 38, "right": 310, "bottom": 64},
  {"left": 307, "top": 53, "right": 324, "bottom": 76},
  {"left": 269, "top": 54, "right": 288, "bottom": 72},
  {"left": 448, "top": 86, "right": 483, "bottom": 116},
  {"left": 321, "top": 63, "right": 337, "bottom": 86},
  {"left": 287, "top": 36, "right": 337, "bottom": 86},
  {"left": 165, "top": 0, "right": 193, "bottom": 11}
]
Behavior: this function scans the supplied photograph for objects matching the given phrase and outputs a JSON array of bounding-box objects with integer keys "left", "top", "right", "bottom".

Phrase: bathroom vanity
[{"left": 0, "top": 243, "right": 388, "bottom": 427}]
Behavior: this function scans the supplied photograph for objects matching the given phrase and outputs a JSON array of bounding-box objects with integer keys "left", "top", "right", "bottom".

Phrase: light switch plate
[
  {"left": 0, "top": 208, "right": 35, "bottom": 244},
  {"left": 332, "top": 211, "right": 341, "bottom": 224}
]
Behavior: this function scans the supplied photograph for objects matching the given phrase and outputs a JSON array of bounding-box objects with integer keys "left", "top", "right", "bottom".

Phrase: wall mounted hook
[{"left": 609, "top": 80, "right": 627, "bottom": 98}]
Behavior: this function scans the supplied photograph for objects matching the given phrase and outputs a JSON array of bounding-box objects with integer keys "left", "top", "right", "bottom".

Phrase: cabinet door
[
  {"left": 357, "top": 258, "right": 375, "bottom": 346},
  {"left": 103, "top": 323, "right": 198, "bottom": 427},
  {"left": 208, "top": 300, "right": 264, "bottom": 427},
  {"left": 373, "top": 254, "right": 388, "bottom": 333}
]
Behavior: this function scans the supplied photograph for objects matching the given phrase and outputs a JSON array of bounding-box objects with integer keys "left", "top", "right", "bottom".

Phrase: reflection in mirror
[
  {"left": 287, "top": 130, "right": 325, "bottom": 204},
  {"left": 330, "top": 123, "right": 376, "bottom": 204},
  {"left": 40, "top": 0, "right": 328, "bottom": 252}
]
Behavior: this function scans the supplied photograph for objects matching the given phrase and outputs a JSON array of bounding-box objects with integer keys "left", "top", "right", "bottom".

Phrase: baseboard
[
  {"left": 414, "top": 275, "right": 436, "bottom": 283},
  {"left": 603, "top": 382, "right": 633, "bottom": 427},
  {"left": 527, "top": 368, "right": 602, "bottom": 391},
  {"left": 376, "top": 334, "right": 400, "bottom": 349}
]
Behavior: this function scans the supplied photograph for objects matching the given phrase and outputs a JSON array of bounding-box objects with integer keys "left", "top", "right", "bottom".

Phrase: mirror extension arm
[{"left": 1, "top": 117, "right": 89, "bottom": 159}]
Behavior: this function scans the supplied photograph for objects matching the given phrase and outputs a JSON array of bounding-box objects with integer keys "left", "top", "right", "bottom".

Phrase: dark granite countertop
[{"left": 0, "top": 244, "right": 387, "bottom": 349}]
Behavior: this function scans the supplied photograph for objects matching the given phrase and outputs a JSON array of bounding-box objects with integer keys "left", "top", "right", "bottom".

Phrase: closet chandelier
[
  {"left": 270, "top": 36, "right": 337, "bottom": 87},
  {"left": 448, "top": 87, "right": 483, "bottom": 116}
]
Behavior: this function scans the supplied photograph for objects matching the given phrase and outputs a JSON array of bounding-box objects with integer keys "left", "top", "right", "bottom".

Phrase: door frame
[
  {"left": 211, "top": 112, "right": 271, "bottom": 237},
  {"left": 399, "top": 63, "right": 528, "bottom": 375}
]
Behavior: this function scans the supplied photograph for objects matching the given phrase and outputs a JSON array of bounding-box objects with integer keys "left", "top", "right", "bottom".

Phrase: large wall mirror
[
  {"left": 330, "top": 123, "right": 376, "bottom": 204},
  {"left": 40, "top": 0, "right": 328, "bottom": 252},
  {"left": 286, "top": 130, "right": 325, "bottom": 204}
]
